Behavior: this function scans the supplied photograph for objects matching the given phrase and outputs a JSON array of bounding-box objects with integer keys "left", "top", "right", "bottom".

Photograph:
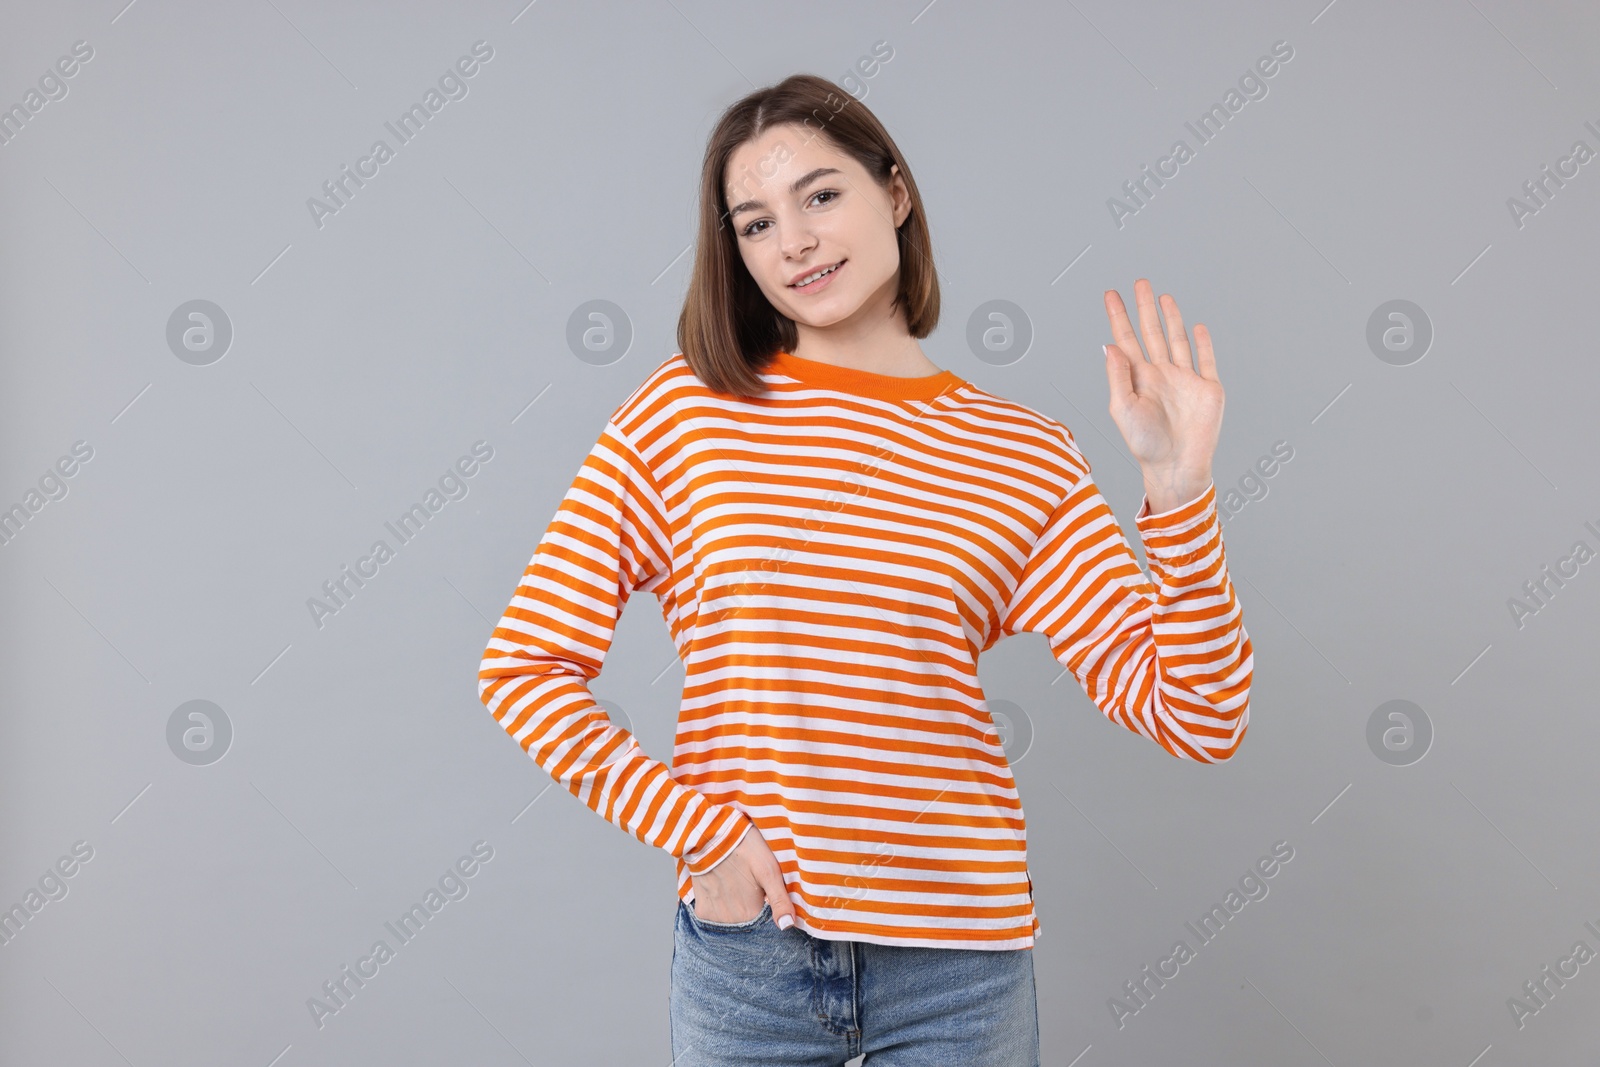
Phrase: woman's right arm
[{"left": 477, "top": 418, "right": 753, "bottom": 874}]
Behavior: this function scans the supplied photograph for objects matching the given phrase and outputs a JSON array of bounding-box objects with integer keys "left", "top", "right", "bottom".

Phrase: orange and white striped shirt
[{"left": 478, "top": 349, "right": 1252, "bottom": 950}]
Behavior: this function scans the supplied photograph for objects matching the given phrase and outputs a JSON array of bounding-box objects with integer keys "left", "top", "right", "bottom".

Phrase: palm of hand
[{"left": 1102, "top": 279, "right": 1224, "bottom": 478}]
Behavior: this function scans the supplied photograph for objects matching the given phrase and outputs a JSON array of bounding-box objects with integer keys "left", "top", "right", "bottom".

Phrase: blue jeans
[{"left": 670, "top": 900, "right": 1040, "bottom": 1066}]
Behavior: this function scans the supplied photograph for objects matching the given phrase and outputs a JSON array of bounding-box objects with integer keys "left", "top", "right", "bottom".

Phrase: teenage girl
[{"left": 478, "top": 73, "right": 1252, "bottom": 1067}]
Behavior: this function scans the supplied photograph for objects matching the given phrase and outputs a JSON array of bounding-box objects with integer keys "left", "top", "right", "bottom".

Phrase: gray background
[{"left": 2, "top": 0, "right": 1597, "bottom": 1063}]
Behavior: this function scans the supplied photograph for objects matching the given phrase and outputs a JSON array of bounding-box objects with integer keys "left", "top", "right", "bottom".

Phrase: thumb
[
  {"left": 1104, "top": 343, "right": 1135, "bottom": 407},
  {"left": 759, "top": 865, "right": 797, "bottom": 930}
]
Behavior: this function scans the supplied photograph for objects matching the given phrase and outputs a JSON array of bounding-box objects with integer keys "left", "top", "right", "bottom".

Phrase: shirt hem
[
  {"left": 796, "top": 921, "right": 1037, "bottom": 951},
  {"left": 677, "top": 882, "right": 1040, "bottom": 950}
]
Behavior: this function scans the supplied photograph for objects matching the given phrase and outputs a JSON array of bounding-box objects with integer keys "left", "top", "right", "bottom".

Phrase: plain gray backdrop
[{"left": 3, "top": 0, "right": 1598, "bottom": 1064}]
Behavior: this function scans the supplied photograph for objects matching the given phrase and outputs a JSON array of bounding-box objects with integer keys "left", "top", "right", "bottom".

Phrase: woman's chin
[{"left": 783, "top": 297, "right": 865, "bottom": 330}]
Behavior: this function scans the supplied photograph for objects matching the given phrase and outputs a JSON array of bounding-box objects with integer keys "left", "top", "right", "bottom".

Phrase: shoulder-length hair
[{"left": 676, "top": 73, "right": 941, "bottom": 399}]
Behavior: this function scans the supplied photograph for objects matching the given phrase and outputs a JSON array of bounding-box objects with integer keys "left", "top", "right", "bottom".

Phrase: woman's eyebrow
[{"left": 727, "top": 167, "right": 842, "bottom": 218}]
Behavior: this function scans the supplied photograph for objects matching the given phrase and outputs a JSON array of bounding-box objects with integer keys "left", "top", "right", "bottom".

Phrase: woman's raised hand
[
  {"left": 690, "top": 822, "right": 797, "bottom": 930},
  {"left": 1102, "top": 279, "right": 1224, "bottom": 514}
]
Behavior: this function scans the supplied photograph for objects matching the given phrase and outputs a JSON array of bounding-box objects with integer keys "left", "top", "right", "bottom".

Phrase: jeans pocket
[{"left": 689, "top": 899, "right": 772, "bottom": 932}]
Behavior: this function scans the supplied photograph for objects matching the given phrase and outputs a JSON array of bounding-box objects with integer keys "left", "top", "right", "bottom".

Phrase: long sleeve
[
  {"left": 999, "top": 436, "right": 1253, "bottom": 763},
  {"left": 477, "top": 419, "right": 755, "bottom": 873}
]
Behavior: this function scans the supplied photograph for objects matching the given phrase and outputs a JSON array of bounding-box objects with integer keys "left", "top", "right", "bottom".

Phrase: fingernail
[
  {"left": 777, "top": 914, "right": 794, "bottom": 930},
  {"left": 1102, "top": 345, "right": 1110, "bottom": 358}
]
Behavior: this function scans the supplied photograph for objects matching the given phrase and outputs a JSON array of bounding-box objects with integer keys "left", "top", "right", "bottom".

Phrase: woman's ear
[{"left": 888, "top": 167, "right": 912, "bottom": 227}]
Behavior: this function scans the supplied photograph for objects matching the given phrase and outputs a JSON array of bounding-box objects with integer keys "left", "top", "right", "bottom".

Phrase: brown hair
[{"left": 675, "top": 73, "right": 941, "bottom": 399}]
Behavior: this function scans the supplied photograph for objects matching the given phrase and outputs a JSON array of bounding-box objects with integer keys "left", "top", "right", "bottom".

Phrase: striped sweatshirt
[{"left": 478, "top": 349, "right": 1252, "bottom": 950}]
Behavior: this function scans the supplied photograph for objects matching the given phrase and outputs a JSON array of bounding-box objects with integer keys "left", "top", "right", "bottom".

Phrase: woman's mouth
[{"left": 788, "top": 260, "right": 845, "bottom": 292}]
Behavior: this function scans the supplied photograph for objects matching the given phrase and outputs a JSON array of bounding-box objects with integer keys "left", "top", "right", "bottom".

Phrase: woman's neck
[{"left": 789, "top": 334, "right": 941, "bottom": 378}]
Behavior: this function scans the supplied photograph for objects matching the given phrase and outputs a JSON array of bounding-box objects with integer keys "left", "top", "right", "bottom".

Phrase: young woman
[{"left": 478, "top": 74, "right": 1252, "bottom": 1066}]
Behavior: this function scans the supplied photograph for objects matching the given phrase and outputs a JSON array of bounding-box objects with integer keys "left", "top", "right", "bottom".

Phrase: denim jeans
[{"left": 670, "top": 899, "right": 1040, "bottom": 1066}]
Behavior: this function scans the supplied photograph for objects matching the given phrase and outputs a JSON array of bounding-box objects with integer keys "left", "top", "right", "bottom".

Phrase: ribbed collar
[{"left": 768, "top": 349, "right": 963, "bottom": 401}]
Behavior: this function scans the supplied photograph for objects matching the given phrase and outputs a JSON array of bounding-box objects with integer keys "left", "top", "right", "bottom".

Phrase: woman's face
[{"left": 724, "top": 124, "right": 911, "bottom": 335}]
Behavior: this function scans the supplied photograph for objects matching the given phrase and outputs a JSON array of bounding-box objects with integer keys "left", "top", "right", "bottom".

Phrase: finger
[
  {"left": 759, "top": 865, "right": 797, "bottom": 929},
  {"left": 1103, "top": 289, "right": 1145, "bottom": 362},
  {"left": 1194, "top": 323, "right": 1220, "bottom": 381},
  {"left": 1105, "top": 343, "right": 1136, "bottom": 406},
  {"left": 1133, "top": 278, "right": 1171, "bottom": 364},
  {"left": 1159, "top": 293, "right": 1194, "bottom": 371}
]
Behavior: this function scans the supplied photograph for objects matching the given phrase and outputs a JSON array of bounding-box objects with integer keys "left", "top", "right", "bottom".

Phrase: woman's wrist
[{"left": 1140, "top": 465, "right": 1213, "bottom": 515}]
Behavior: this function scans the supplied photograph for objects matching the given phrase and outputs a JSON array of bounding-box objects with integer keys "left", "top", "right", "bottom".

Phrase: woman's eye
[{"left": 739, "top": 191, "right": 839, "bottom": 237}]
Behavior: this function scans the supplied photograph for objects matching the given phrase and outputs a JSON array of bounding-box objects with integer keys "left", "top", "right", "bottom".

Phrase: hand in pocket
[{"left": 690, "top": 821, "right": 797, "bottom": 930}]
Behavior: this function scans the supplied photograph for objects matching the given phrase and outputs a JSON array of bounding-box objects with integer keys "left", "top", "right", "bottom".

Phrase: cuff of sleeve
[
  {"left": 1135, "top": 482, "right": 1221, "bottom": 573},
  {"left": 1135, "top": 481, "right": 1217, "bottom": 538},
  {"left": 683, "top": 806, "right": 755, "bottom": 876}
]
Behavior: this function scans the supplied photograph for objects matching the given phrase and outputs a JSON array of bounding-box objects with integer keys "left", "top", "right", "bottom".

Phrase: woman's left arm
[
  {"left": 997, "top": 443, "right": 1253, "bottom": 763},
  {"left": 996, "top": 279, "right": 1252, "bottom": 762}
]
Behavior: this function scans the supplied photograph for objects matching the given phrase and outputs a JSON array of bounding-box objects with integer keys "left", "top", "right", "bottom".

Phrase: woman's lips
[{"left": 789, "top": 260, "right": 845, "bottom": 292}]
